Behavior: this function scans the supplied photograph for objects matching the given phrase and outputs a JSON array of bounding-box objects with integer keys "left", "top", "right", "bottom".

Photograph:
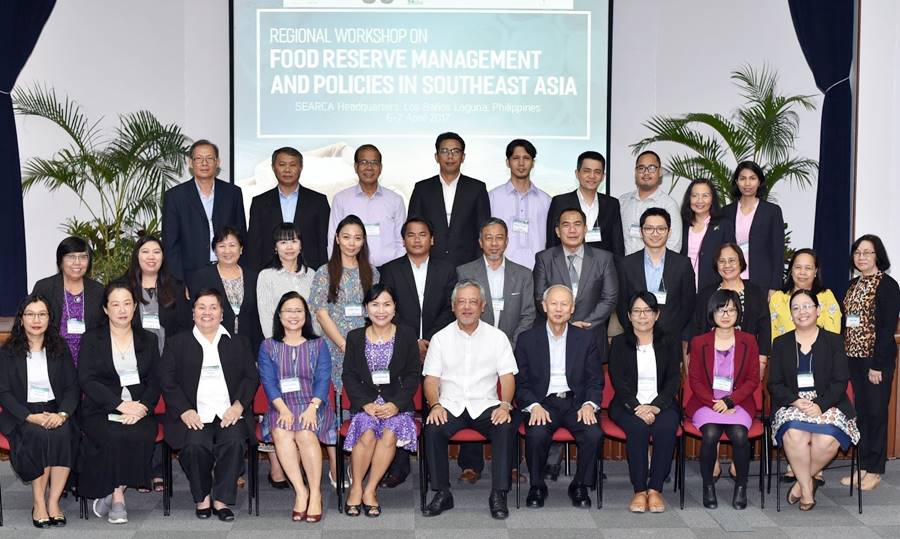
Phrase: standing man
[
  {"left": 377, "top": 217, "right": 456, "bottom": 488},
  {"left": 621, "top": 150, "right": 683, "bottom": 255},
  {"left": 245, "top": 147, "right": 330, "bottom": 271},
  {"left": 455, "top": 217, "right": 536, "bottom": 484},
  {"left": 488, "top": 139, "right": 551, "bottom": 269},
  {"left": 547, "top": 151, "right": 624, "bottom": 257},
  {"left": 162, "top": 139, "right": 246, "bottom": 283},
  {"left": 327, "top": 144, "right": 406, "bottom": 269},
  {"left": 616, "top": 208, "right": 696, "bottom": 340},
  {"left": 408, "top": 132, "right": 491, "bottom": 266}
]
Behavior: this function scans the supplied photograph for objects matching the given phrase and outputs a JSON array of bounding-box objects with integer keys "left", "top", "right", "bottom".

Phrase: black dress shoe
[
  {"left": 422, "top": 490, "right": 454, "bottom": 517},
  {"left": 568, "top": 484, "right": 592, "bottom": 508},
  {"left": 702, "top": 484, "right": 718, "bottom": 509},
  {"left": 526, "top": 485, "right": 547, "bottom": 508},
  {"left": 379, "top": 473, "right": 405, "bottom": 489},
  {"left": 732, "top": 484, "right": 747, "bottom": 510},
  {"left": 213, "top": 507, "right": 235, "bottom": 522},
  {"left": 268, "top": 473, "right": 290, "bottom": 490},
  {"left": 49, "top": 514, "right": 67, "bottom": 527},
  {"left": 32, "top": 508, "right": 50, "bottom": 529},
  {"left": 195, "top": 507, "right": 212, "bottom": 519},
  {"left": 544, "top": 463, "right": 561, "bottom": 481},
  {"left": 488, "top": 490, "right": 509, "bottom": 520}
]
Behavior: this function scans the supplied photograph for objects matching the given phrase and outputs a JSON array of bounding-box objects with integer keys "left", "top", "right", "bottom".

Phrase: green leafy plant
[{"left": 14, "top": 85, "right": 190, "bottom": 282}]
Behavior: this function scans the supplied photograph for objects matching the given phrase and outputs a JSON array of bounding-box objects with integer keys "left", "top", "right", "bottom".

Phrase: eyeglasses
[
  {"left": 790, "top": 303, "right": 817, "bottom": 313},
  {"left": 438, "top": 148, "right": 463, "bottom": 157},
  {"left": 853, "top": 250, "right": 875, "bottom": 258},
  {"left": 635, "top": 165, "right": 659, "bottom": 174},
  {"left": 630, "top": 308, "right": 655, "bottom": 317},
  {"left": 280, "top": 308, "right": 305, "bottom": 315},
  {"left": 641, "top": 226, "right": 669, "bottom": 234},
  {"left": 192, "top": 156, "right": 217, "bottom": 164},
  {"left": 22, "top": 312, "right": 49, "bottom": 320},
  {"left": 63, "top": 253, "right": 89, "bottom": 262},
  {"left": 715, "top": 307, "right": 737, "bottom": 316},
  {"left": 356, "top": 159, "right": 381, "bottom": 167},
  {"left": 717, "top": 257, "right": 739, "bottom": 267}
]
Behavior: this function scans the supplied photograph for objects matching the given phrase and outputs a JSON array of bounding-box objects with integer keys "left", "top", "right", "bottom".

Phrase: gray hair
[
  {"left": 480, "top": 217, "right": 508, "bottom": 235},
  {"left": 542, "top": 284, "right": 574, "bottom": 302},
  {"left": 451, "top": 279, "right": 486, "bottom": 303}
]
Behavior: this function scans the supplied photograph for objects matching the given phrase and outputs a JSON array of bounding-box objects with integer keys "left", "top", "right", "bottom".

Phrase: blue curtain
[
  {"left": 788, "top": 0, "right": 855, "bottom": 299},
  {"left": 0, "top": 0, "right": 56, "bottom": 315}
]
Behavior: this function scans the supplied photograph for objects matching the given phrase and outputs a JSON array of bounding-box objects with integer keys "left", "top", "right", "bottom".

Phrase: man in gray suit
[{"left": 455, "top": 218, "right": 536, "bottom": 483}]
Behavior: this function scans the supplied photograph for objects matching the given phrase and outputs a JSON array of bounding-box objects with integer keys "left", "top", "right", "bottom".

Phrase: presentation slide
[{"left": 231, "top": 0, "right": 611, "bottom": 208}]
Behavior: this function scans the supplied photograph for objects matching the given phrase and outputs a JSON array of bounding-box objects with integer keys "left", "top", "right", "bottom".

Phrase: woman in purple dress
[
  {"left": 258, "top": 291, "right": 333, "bottom": 523},
  {"left": 341, "top": 284, "right": 420, "bottom": 517}
]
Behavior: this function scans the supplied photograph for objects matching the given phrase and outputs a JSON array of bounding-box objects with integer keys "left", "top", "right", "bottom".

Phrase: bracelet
[{"left": 429, "top": 403, "right": 443, "bottom": 411}]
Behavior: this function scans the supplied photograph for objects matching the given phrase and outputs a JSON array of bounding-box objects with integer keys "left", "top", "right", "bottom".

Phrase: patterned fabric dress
[
  {"left": 222, "top": 276, "right": 244, "bottom": 334},
  {"left": 342, "top": 336, "right": 417, "bottom": 452},
  {"left": 60, "top": 289, "right": 85, "bottom": 365}
]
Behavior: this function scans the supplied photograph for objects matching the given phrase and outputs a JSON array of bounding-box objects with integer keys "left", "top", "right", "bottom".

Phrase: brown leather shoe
[
  {"left": 511, "top": 469, "right": 528, "bottom": 484},
  {"left": 647, "top": 489, "right": 666, "bottom": 513},
  {"left": 629, "top": 491, "right": 648, "bottom": 513},
  {"left": 458, "top": 469, "right": 481, "bottom": 484}
]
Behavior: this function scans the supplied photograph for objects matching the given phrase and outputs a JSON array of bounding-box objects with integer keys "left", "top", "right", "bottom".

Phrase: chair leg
[
  {"left": 0, "top": 477, "right": 3, "bottom": 526},
  {"left": 418, "top": 432, "right": 427, "bottom": 511},
  {"left": 255, "top": 444, "right": 260, "bottom": 516},
  {"left": 598, "top": 442, "right": 604, "bottom": 509},
  {"left": 856, "top": 446, "right": 862, "bottom": 514},
  {"left": 849, "top": 445, "right": 856, "bottom": 496},
  {"left": 515, "top": 435, "right": 520, "bottom": 509},
  {"left": 337, "top": 433, "right": 344, "bottom": 513},
  {"left": 758, "top": 438, "right": 765, "bottom": 509},
  {"left": 776, "top": 446, "right": 781, "bottom": 512},
  {"left": 247, "top": 443, "right": 254, "bottom": 515},
  {"left": 673, "top": 437, "right": 680, "bottom": 493},
  {"left": 564, "top": 442, "right": 571, "bottom": 477},
  {"left": 679, "top": 435, "right": 685, "bottom": 510}
]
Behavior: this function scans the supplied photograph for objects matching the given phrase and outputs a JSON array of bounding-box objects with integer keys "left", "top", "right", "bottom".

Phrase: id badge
[
  {"left": 846, "top": 314, "right": 861, "bottom": 328},
  {"left": 107, "top": 413, "right": 124, "bottom": 423},
  {"left": 372, "top": 370, "right": 390, "bottom": 385},
  {"left": 27, "top": 383, "right": 51, "bottom": 402},
  {"left": 629, "top": 224, "right": 642, "bottom": 238},
  {"left": 119, "top": 369, "right": 141, "bottom": 387},
  {"left": 512, "top": 219, "right": 529, "bottom": 234},
  {"left": 738, "top": 241, "right": 750, "bottom": 257},
  {"left": 712, "top": 375, "right": 733, "bottom": 392},
  {"left": 280, "top": 377, "right": 301, "bottom": 393},
  {"left": 653, "top": 291, "right": 667, "bottom": 305},
  {"left": 364, "top": 223, "right": 381, "bottom": 236},
  {"left": 491, "top": 298, "right": 505, "bottom": 312},
  {"left": 142, "top": 313, "right": 161, "bottom": 330},
  {"left": 200, "top": 364, "right": 222, "bottom": 379},
  {"left": 585, "top": 227, "right": 602, "bottom": 243},
  {"left": 67, "top": 318, "right": 86, "bottom": 335},
  {"left": 550, "top": 373, "right": 568, "bottom": 389},
  {"left": 230, "top": 303, "right": 241, "bottom": 316},
  {"left": 797, "top": 372, "right": 815, "bottom": 388},
  {"left": 344, "top": 304, "right": 364, "bottom": 317}
]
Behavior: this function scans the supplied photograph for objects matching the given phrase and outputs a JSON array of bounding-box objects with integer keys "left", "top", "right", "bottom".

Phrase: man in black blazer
[
  {"left": 407, "top": 132, "right": 491, "bottom": 266},
  {"left": 516, "top": 284, "right": 603, "bottom": 508},
  {"left": 616, "top": 208, "right": 696, "bottom": 340},
  {"left": 546, "top": 151, "right": 624, "bottom": 256},
  {"left": 245, "top": 147, "right": 330, "bottom": 271},
  {"left": 162, "top": 140, "right": 247, "bottom": 283},
  {"left": 377, "top": 216, "right": 456, "bottom": 487}
]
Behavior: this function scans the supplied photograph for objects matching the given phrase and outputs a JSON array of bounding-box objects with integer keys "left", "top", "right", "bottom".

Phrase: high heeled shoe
[{"left": 292, "top": 509, "right": 307, "bottom": 521}]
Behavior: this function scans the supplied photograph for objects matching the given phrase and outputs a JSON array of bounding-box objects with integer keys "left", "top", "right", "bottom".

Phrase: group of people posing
[{"left": 1, "top": 132, "right": 897, "bottom": 527}]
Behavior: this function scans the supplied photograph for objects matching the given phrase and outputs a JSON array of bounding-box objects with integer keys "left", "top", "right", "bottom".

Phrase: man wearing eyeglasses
[
  {"left": 620, "top": 150, "right": 683, "bottom": 255},
  {"left": 408, "top": 132, "right": 491, "bottom": 266},
  {"left": 616, "top": 208, "right": 695, "bottom": 339},
  {"left": 326, "top": 144, "right": 406, "bottom": 269},
  {"left": 162, "top": 140, "right": 247, "bottom": 283}
]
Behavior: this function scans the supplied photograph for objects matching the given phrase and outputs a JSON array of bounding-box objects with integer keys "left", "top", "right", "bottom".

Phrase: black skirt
[
  {"left": 8, "top": 401, "right": 78, "bottom": 482},
  {"left": 77, "top": 412, "right": 158, "bottom": 499}
]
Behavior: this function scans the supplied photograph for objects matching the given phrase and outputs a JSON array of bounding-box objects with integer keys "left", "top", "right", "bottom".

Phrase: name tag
[
  {"left": 200, "top": 364, "right": 222, "bottom": 379},
  {"left": 846, "top": 314, "right": 861, "bottom": 328},
  {"left": 364, "top": 223, "right": 381, "bottom": 236},
  {"left": 629, "top": 224, "right": 642, "bottom": 239},
  {"left": 712, "top": 375, "right": 733, "bottom": 392},
  {"left": 344, "top": 304, "right": 363, "bottom": 317},
  {"left": 491, "top": 298, "right": 505, "bottom": 312},
  {"left": 119, "top": 369, "right": 141, "bottom": 387},
  {"left": 653, "top": 291, "right": 667, "bottom": 305},
  {"left": 797, "top": 372, "right": 815, "bottom": 388},
  {"left": 585, "top": 227, "right": 602, "bottom": 243},
  {"left": 372, "top": 370, "right": 390, "bottom": 385},
  {"left": 230, "top": 303, "right": 241, "bottom": 316},
  {"left": 142, "top": 313, "right": 161, "bottom": 330},
  {"left": 512, "top": 219, "right": 529, "bottom": 234},
  {"left": 107, "top": 413, "right": 124, "bottom": 423},
  {"left": 550, "top": 373, "right": 568, "bottom": 389},
  {"left": 27, "top": 383, "right": 51, "bottom": 402},
  {"left": 67, "top": 318, "right": 86, "bottom": 335},
  {"left": 280, "top": 377, "right": 301, "bottom": 393},
  {"left": 737, "top": 241, "right": 750, "bottom": 257}
]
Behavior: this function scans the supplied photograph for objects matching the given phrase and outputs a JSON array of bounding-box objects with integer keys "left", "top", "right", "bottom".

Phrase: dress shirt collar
[
  {"left": 643, "top": 248, "right": 666, "bottom": 269},
  {"left": 453, "top": 318, "right": 483, "bottom": 337},
  {"left": 408, "top": 255, "right": 429, "bottom": 270},
  {"left": 484, "top": 256, "right": 505, "bottom": 273},
  {"left": 545, "top": 322, "right": 569, "bottom": 342},
  {"left": 503, "top": 179, "right": 536, "bottom": 196},
  {"left": 277, "top": 183, "right": 300, "bottom": 200},
  {"left": 562, "top": 244, "right": 585, "bottom": 259},
  {"left": 192, "top": 324, "right": 230, "bottom": 347},
  {"left": 353, "top": 183, "right": 383, "bottom": 198},
  {"left": 628, "top": 187, "right": 662, "bottom": 202},
  {"left": 439, "top": 172, "right": 461, "bottom": 186},
  {"left": 576, "top": 188, "right": 598, "bottom": 207},
  {"left": 194, "top": 178, "right": 215, "bottom": 199}
]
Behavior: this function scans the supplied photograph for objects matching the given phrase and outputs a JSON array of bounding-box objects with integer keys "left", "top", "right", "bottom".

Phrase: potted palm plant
[{"left": 15, "top": 85, "right": 190, "bottom": 282}]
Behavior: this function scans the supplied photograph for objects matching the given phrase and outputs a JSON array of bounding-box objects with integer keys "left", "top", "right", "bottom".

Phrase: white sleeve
[
  {"left": 422, "top": 332, "right": 443, "bottom": 378},
  {"left": 495, "top": 334, "right": 519, "bottom": 376}
]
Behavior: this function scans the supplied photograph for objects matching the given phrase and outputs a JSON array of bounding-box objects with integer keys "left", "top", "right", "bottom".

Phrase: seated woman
[
  {"left": 687, "top": 290, "right": 760, "bottom": 510},
  {"left": 341, "top": 284, "right": 420, "bottom": 517},
  {"left": 608, "top": 292, "right": 681, "bottom": 514},
  {"left": 159, "top": 288, "right": 259, "bottom": 522},
  {"left": 769, "top": 290, "right": 858, "bottom": 511},
  {"left": 0, "top": 294, "right": 79, "bottom": 528},
  {"left": 257, "top": 291, "right": 333, "bottom": 523},
  {"left": 78, "top": 281, "right": 161, "bottom": 524}
]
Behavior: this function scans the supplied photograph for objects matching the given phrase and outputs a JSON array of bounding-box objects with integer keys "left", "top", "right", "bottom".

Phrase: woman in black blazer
[
  {"left": 721, "top": 161, "right": 785, "bottom": 295},
  {"left": 769, "top": 290, "right": 857, "bottom": 510},
  {"left": 31, "top": 236, "right": 105, "bottom": 365},
  {"left": 341, "top": 284, "right": 421, "bottom": 516},
  {"left": 77, "top": 282, "right": 162, "bottom": 523},
  {"left": 188, "top": 226, "right": 263, "bottom": 354},
  {"left": 0, "top": 294, "right": 79, "bottom": 528},
  {"left": 608, "top": 291, "right": 681, "bottom": 513},
  {"left": 680, "top": 178, "right": 736, "bottom": 292},
  {"left": 159, "top": 287, "right": 259, "bottom": 522}
]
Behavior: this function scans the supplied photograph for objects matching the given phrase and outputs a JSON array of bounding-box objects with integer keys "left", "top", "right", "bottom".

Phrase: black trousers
[
  {"left": 849, "top": 357, "right": 894, "bottom": 474},
  {"left": 179, "top": 421, "right": 247, "bottom": 505},
  {"left": 699, "top": 423, "right": 749, "bottom": 487},
  {"left": 457, "top": 408, "right": 523, "bottom": 473},
  {"left": 425, "top": 406, "right": 514, "bottom": 492},
  {"left": 524, "top": 395, "right": 603, "bottom": 488},
  {"left": 609, "top": 406, "right": 680, "bottom": 493}
]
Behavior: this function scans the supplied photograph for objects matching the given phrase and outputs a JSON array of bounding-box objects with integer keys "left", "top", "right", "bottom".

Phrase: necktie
[{"left": 567, "top": 254, "right": 579, "bottom": 287}]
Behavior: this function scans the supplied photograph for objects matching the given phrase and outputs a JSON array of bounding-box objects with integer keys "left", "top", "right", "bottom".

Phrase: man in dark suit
[
  {"left": 245, "top": 147, "right": 330, "bottom": 272},
  {"left": 377, "top": 216, "right": 456, "bottom": 487},
  {"left": 516, "top": 284, "right": 604, "bottom": 508},
  {"left": 407, "top": 132, "right": 491, "bottom": 266},
  {"left": 546, "top": 151, "right": 624, "bottom": 256},
  {"left": 616, "top": 208, "right": 696, "bottom": 340},
  {"left": 162, "top": 140, "right": 246, "bottom": 283}
]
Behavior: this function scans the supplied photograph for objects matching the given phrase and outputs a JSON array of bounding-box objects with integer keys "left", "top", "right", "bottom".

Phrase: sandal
[
  {"left": 362, "top": 503, "right": 381, "bottom": 518},
  {"left": 153, "top": 478, "right": 165, "bottom": 492},
  {"left": 344, "top": 503, "right": 361, "bottom": 517}
]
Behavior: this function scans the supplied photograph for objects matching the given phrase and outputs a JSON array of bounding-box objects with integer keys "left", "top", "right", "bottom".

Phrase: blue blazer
[
  {"left": 722, "top": 199, "right": 784, "bottom": 291},
  {"left": 680, "top": 215, "right": 736, "bottom": 291}
]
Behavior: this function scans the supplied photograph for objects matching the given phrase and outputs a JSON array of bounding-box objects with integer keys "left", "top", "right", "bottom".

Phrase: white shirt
[
  {"left": 546, "top": 323, "right": 570, "bottom": 396},
  {"left": 620, "top": 188, "right": 683, "bottom": 255},
  {"left": 440, "top": 173, "right": 461, "bottom": 226},
  {"left": 195, "top": 180, "right": 217, "bottom": 262},
  {"left": 485, "top": 257, "right": 506, "bottom": 325},
  {"left": 111, "top": 339, "right": 139, "bottom": 401},
  {"left": 635, "top": 343, "right": 659, "bottom": 404},
  {"left": 422, "top": 320, "right": 518, "bottom": 418},
  {"left": 409, "top": 256, "right": 429, "bottom": 338},
  {"left": 193, "top": 325, "right": 233, "bottom": 423},
  {"left": 26, "top": 349, "right": 55, "bottom": 403},
  {"left": 577, "top": 189, "right": 600, "bottom": 232}
]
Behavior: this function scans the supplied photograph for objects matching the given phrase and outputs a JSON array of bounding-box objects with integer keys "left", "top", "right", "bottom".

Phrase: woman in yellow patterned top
[{"left": 769, "top": 249, "right": 842, "bottom": 339}]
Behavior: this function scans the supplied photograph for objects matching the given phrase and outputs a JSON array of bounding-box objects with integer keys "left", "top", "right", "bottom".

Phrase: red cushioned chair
[{"left": 0, "top": 431, "right": 8, "bottom": 526}]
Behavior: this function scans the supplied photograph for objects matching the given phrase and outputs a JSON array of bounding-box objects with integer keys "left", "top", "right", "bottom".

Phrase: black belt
[{"left": 550, "top": 391, "right": 572, "bottom": 400}]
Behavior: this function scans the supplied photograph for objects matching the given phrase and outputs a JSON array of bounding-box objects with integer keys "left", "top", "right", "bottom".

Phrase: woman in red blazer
[{"left": 687, "top": 289, "right": 759, "bottom": 510}]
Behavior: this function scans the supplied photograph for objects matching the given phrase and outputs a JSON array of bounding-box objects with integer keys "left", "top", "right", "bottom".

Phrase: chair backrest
[
  {"left": 681, "top": 372, "right": 763, "bottom": 414},
  {"left": 602, "top": 370, "right": 615, "bottom": 409},
  {"left": 154, "top": 395, "right": 166, "bottom": 415},
  {"left": 340, "top": 386, "right": 352, "bottom": 411},
  {"left": 252, "top": 384, "right": 268, "bottom": 415},
  {"left": 413, "top": 383, "right": 423, "bottom": 412},
  {"left": 846, "top": 382, "right": 855, "bottom": 405}
]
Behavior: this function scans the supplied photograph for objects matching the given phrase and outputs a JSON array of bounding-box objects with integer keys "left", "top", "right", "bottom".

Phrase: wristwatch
[
  {"left": 499, "top": 401, "right": 512, "bottom": 411},
  {"left": 310, "top": 400, "right": 321, "bottom": 410},
  {"left": 58, "top": 412, "right": 68, "bottom": 419}
]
